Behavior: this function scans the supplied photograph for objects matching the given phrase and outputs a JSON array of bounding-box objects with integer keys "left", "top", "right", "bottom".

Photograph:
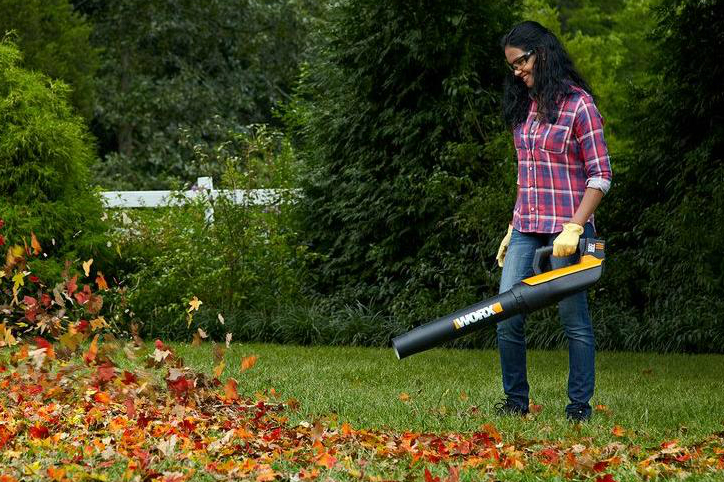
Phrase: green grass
[{"left": 171, "top": 342, "right": 724, "bottom": 446}]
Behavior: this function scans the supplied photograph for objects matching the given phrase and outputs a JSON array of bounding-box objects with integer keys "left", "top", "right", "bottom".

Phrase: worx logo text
[{"left": 452, "top": 302, "right": 503, "bottom": 329}]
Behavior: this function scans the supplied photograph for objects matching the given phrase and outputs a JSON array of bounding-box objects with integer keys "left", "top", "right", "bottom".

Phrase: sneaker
[
  {"left": 494, "top": 398, "right": 529, "bottom": 416},
  {"left": 566, "top": 407, "right": 591, "bottom": 423}
]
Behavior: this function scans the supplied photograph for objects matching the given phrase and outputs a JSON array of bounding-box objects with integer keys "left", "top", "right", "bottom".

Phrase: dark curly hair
[{"left": 501, "top": 21, "right": 593, "bottom": 127}]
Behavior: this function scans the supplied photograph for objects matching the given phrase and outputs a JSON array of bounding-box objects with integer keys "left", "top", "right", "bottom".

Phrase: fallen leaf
[{"left": 241, "top": 355, "right": 258, "bottom": 372}]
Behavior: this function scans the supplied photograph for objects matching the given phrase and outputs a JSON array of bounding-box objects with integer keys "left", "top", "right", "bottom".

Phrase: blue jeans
[{"left": 496, "top": 224, "right": 596, "bottom": 416}]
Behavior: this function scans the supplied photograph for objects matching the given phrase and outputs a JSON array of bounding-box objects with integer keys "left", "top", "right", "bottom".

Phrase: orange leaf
[
  {"left": 47, "top": 467, "right": 66, "bottom": 482},
  {"left": 315, "top": 451, "right": 337, "bottom": 469},
  {"left": 96, "top": 272, "right": 108, "bottom": 291},
  {"left": 481, "top": 423, "right": 502, "bottom": 443},
  {"left": 255, "top": 464, "right": 277, "bottom": 482},
  {"left": 611, "top": 425, "right": 626, "bottom": 437},
  {"left": 84, "top": 334, "right": 99, "bottom": 365},
  {"left": 399, "top": 392, "right": 410, "bottom": 402},
  {"left": 298, "top": 467, "right": 319, "bottom": 480},
  {"left": 224, "top": 378, "right": 239, "bottom": 401},
  {"left": 241, "top": 355, "right": 258, "bottom": 372},
  {"left": 30, "top": 233, "right": 42, "bottom": 255},
  {"left": 94, "top": 391, "right": 111, "bottom": 404}
]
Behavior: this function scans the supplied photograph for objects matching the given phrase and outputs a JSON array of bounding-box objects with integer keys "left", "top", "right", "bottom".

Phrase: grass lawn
[
  {"left": 173, "top": 343, "right": 724, "bottom": 444},
  {"left": 2, "top": 340, "right": 723, "bottom": 481}
]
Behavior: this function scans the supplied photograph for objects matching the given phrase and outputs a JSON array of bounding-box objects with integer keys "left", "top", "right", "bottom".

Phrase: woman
[{"left": 494, "top": 21, "right": 612, "bottom": 422}]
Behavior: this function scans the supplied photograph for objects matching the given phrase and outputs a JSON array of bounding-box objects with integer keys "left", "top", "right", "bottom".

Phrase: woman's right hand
[{"left": 496, "top": 224, "right": 514, "bottom": 268}]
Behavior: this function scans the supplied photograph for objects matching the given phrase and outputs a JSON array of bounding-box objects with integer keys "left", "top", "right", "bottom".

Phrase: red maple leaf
[
  {"left": 539, "top": 447, "right": 560, "bottom": 465},
  {"left": 595, "top": 475, "right": 617, "bottom": 482},
  {"left": 95, "top": 364, "right": 116, "bottom": 384},
  {"left": 122, "top": 371, "right": 138, "bottom": 385},
  {"left": 66, "top": 275, "right": 78, "bottom": 295},
  {"left": 424, "top": 468, "right": 441, "bottom": 482},
  {"left": 168, "top": 376, "right": 191, "bottom": 396},
  {"left": 29, "top": 424, "right": 49, "bottom": 439}
]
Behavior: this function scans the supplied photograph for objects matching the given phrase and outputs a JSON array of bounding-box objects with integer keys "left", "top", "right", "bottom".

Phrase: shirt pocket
[{"left": 539, "top": 124, "right": 570, "bottom": 154}]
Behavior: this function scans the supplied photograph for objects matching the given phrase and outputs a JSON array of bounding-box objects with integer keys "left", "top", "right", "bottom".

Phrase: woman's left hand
[{"left": 553, "top": 223, "right": 584, "bottom": 256}]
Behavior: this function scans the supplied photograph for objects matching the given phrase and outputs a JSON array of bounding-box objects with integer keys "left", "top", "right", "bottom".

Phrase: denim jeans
[{"left": 496, "top": 224, "right": 596, "bottom": 416}]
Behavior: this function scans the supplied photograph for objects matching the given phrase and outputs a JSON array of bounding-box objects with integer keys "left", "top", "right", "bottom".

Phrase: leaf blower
[{"left": 392, "top": 238, "right": 605, "bottom": 359}]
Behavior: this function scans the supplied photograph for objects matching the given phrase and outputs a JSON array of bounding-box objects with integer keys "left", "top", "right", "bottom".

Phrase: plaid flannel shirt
[{"left": 512, "top": 86, "right": 612, "bottom": 234}]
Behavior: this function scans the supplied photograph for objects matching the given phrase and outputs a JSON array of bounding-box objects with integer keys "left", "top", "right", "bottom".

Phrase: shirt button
[
  {"left": 530, "top": 207, "right": 535, "bottom": 212},
  {"left": 529, "top": 166, "right": 533, "bottom": 171}
]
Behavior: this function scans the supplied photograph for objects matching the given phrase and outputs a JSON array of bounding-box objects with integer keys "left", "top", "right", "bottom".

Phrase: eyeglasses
[{"left": 507, "top": 50, "right": 534, "bottom": 71}]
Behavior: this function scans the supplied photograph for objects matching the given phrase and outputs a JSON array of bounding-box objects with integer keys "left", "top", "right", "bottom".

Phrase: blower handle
[
  {"left": 532, "top": 246, "right": 554, "bottom": 275},
  {"left": 532, "top": 238, "right": 593, "bottom": 275}
]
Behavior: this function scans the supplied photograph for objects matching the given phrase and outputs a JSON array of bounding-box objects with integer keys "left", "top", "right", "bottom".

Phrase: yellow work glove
[
  {"left": 553, "top": 223, "right": 584, "bottom": 257},
  {"left": 496, "top": 224, "right": 514, "bottom": 268}
]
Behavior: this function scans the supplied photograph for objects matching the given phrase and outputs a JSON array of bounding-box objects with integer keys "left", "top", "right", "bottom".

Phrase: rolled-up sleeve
[{"left": 573, "top": 97, "right": 613, "bottom": 194}]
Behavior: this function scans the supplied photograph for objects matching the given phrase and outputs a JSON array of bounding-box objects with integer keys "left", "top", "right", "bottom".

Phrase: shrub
[
  {"left": 113, "top": 126, "right": 312, "bottom": 340},
  {"left": 0, "top": 40, "right": 109, "bottom": 284}
]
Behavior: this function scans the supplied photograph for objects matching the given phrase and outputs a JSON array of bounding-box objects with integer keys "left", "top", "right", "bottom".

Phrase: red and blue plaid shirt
[{"left": 512, "top": 86, "right": 612, "bottom": 234}]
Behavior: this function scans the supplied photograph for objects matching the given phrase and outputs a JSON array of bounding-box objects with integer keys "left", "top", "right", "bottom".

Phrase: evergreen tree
[
  {"left": 0, "top": 0, "right": 99, "bottom": 118},
  {"left": 290, "top": 0, "right": 517, "bottom": 328}
]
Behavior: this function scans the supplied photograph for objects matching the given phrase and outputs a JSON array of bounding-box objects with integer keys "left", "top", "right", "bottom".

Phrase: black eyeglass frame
[{"left": 507, "top": 50, "right": 534, "bottom": 72}]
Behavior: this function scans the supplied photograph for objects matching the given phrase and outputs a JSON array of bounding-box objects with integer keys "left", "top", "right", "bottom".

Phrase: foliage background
[{"left": 0, "top": 0, "right": 722, "bottom": 352}]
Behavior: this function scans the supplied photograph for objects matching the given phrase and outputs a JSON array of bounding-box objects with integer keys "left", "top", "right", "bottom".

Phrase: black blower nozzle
[{"left": 392, "top": 238, "right": 606, "bottom": 360}]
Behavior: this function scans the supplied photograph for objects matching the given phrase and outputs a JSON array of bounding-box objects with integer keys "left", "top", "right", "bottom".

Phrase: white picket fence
[{"left": 100, "top": 176, "right": 297, "bottom": 221}]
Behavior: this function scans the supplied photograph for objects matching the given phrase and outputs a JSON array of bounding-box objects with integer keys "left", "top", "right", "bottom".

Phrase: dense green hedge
[
  {"left": 281, "top": 0, "right": 724, "bottom": 353},
  {"left": 288, "top": 0, "right": 518, "bottom": 331},
  {"left": 0, "top": 40, "right": 109, "bottom": 281}
]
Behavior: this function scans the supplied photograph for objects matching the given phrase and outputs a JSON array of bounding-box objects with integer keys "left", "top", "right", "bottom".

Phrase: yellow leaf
[
  {"left": 90, "top": 317, "right": 107, "bottom": 331},
  {"left": 59, "top": 331, "right": 82, "bottom": 351},
  {"left": 6, "top": 244, "right": 25, "bottom": 267},
  {"left": 83, "top": 258, "right": 94, "bottom": 277},
  {"left": 12, "top": 271, "right": 25, "bottom": 290},
  {"left": 398, "top": 392, "right": 410, "bottom": 402},
  {"left": 188, "top": 296, "right": 202, "bottom": 312},
  {"left": 213, "top": 360, "right": 225, "bottom": 379},
  {"left": 0, "top": 323, "right": 18, "bottom": 347},
  {"left": 23, "top": 461, "right": 42, "bottom": 475},
  {"left": 31, "top": 232, "right": 42, "bottom": 255}
]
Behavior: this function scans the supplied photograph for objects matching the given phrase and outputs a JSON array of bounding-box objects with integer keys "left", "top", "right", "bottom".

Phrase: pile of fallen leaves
[
  {"left": 1, "top": 334, "right": 723, "bottom": 482},
  {"left": 1, "top": 221, "right": 724, "bottom": 481}
]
